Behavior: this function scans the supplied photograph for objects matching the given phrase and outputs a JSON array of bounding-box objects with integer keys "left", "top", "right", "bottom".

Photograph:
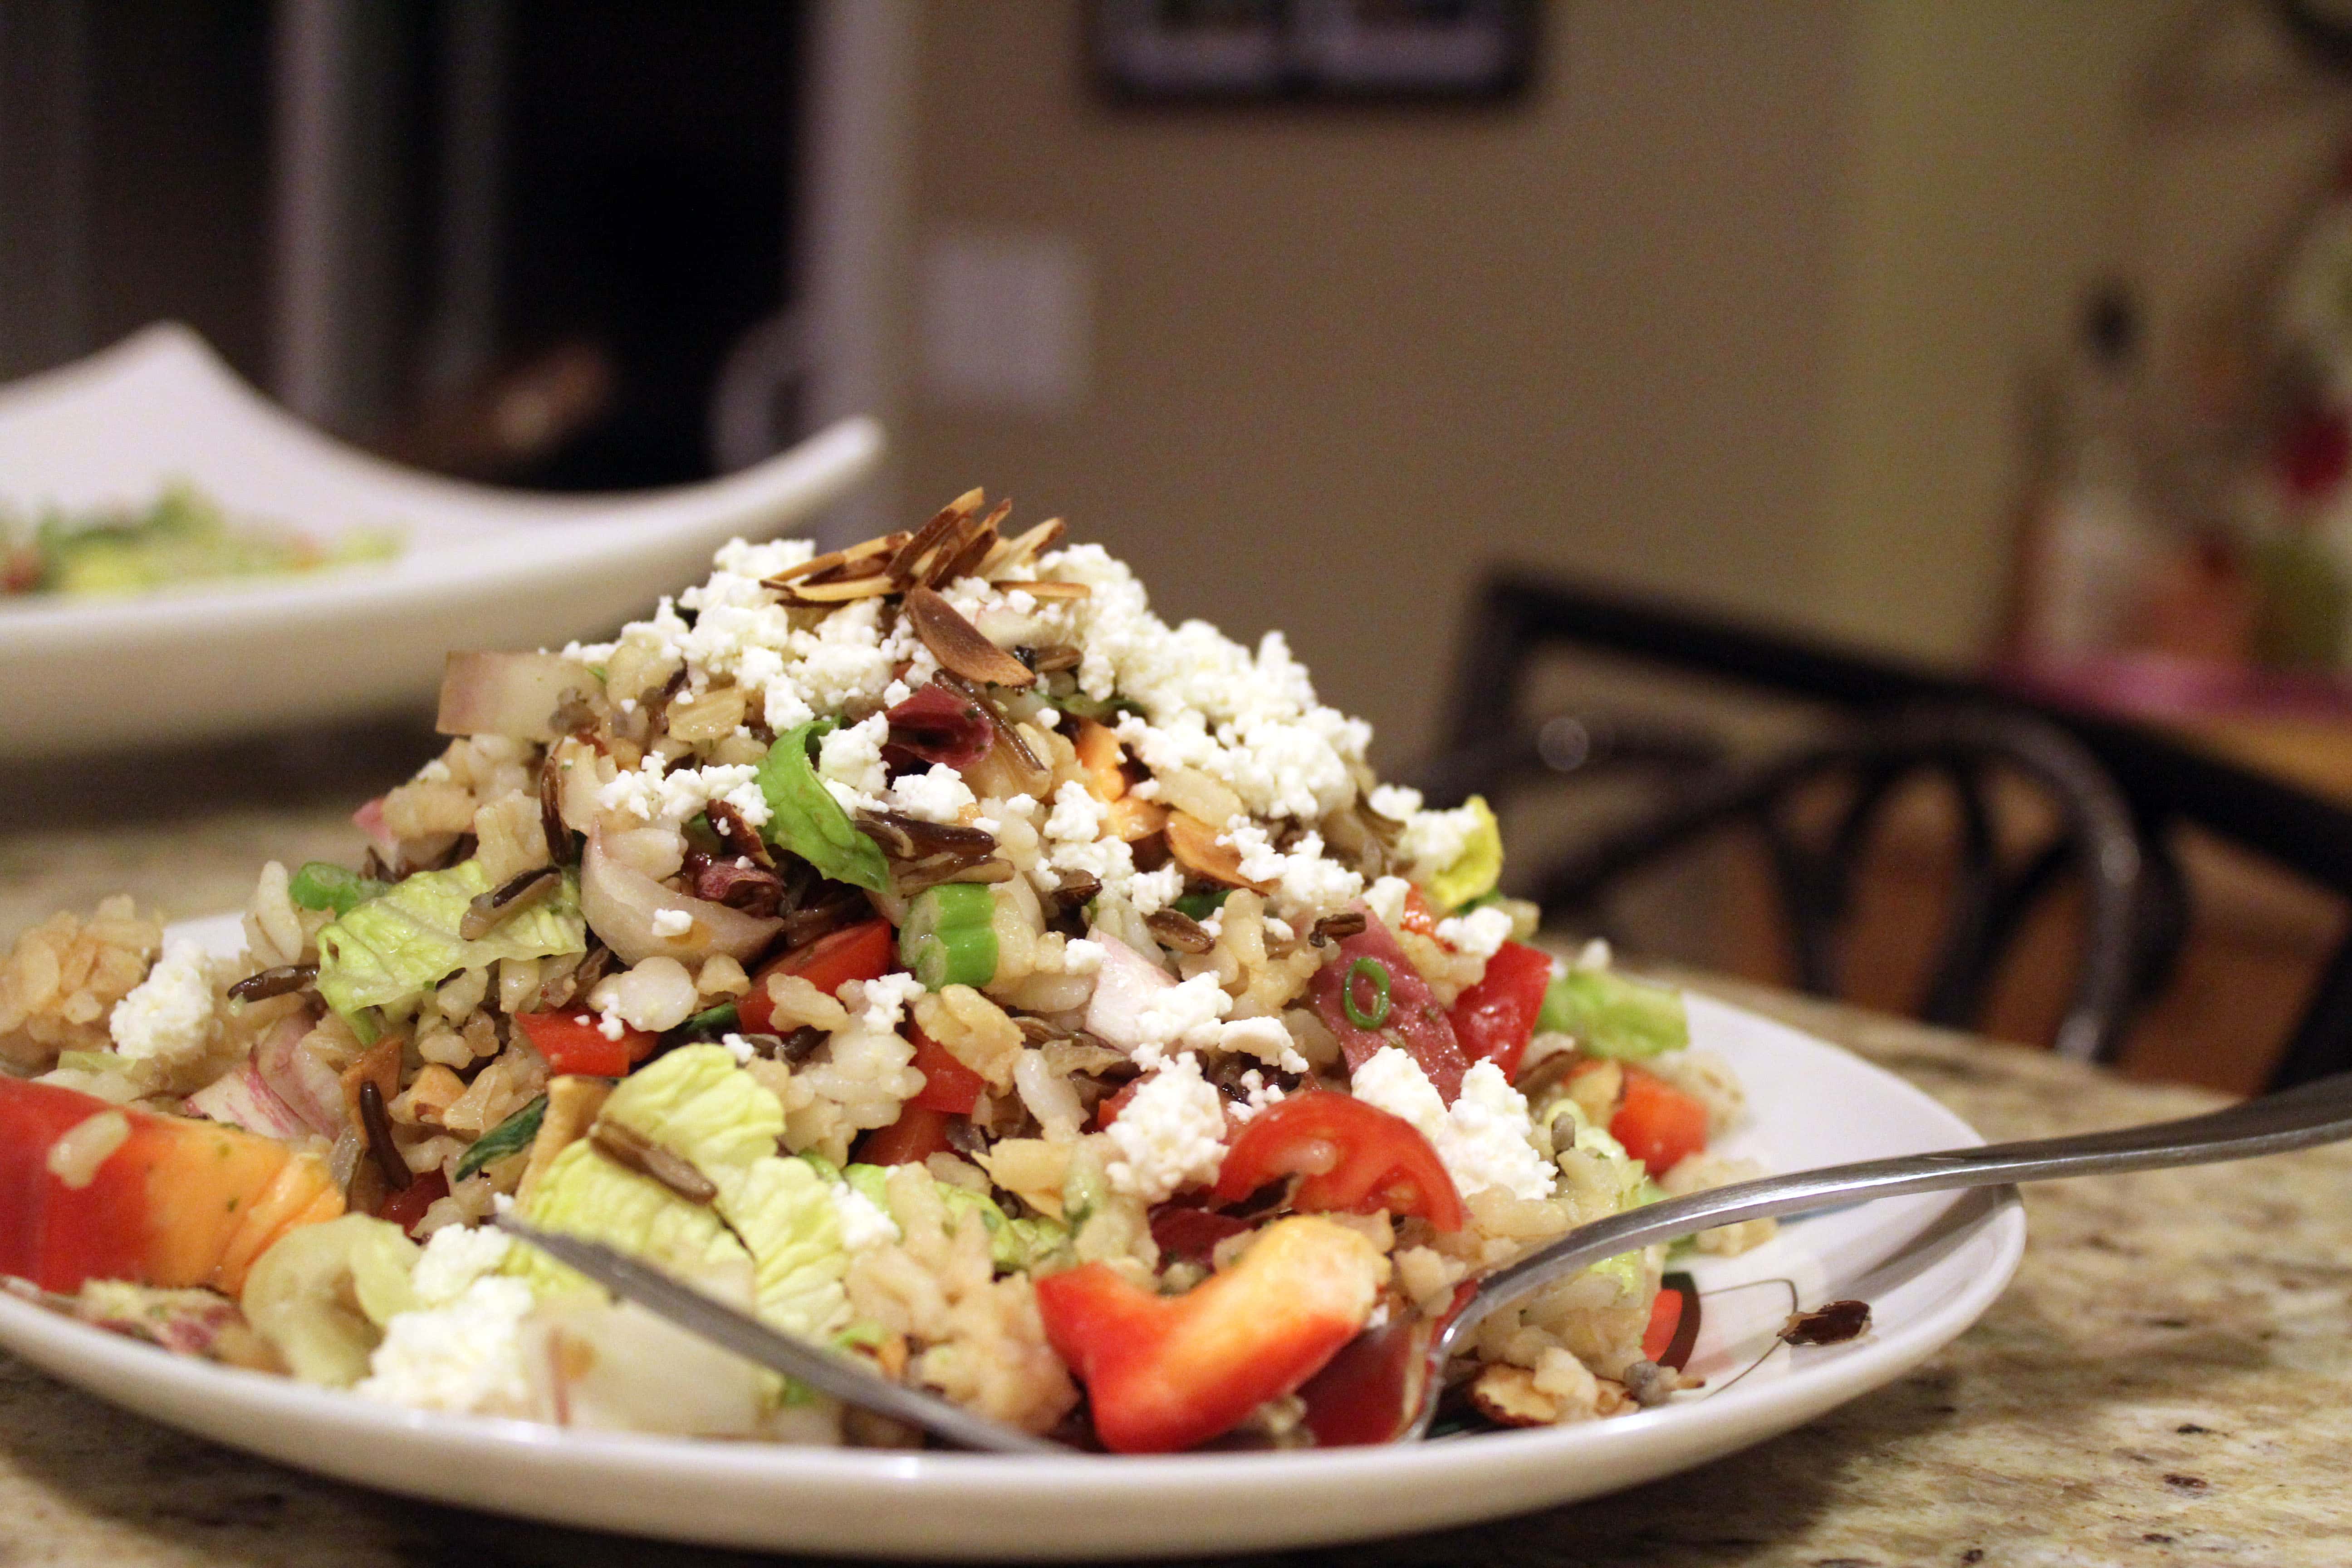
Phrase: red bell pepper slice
[
  {"left": 1035, "top": 1215, "right": 1386, "bottom": 1452},
  {"left": 513, "top": 1010, "right": 653, "bottom": 1078},
  {"left": 907, "top": 1029, "right": 986, "bottom": 1116},
  {"left": 855, "top": 1102, "right": 957, "bottom": 1166},
  {"left": 1446, "top": 940, "right": 1553, "bottom": 1082},
  {"left": 738, "top": 918, "right": 896, "bottom": 1034},
  {"left": 1214, "top": 1091, "right": 1466, "bottom": 1232},
  {"left": 1307, "top": 910, "right": 1470, "bottom": 1102},
  {"left": 1642, "top": 1282, "right": 1685, "bottom": 1363},
  {"left": 1610, "top": 1065, "right": 1709, "bottom": 1173}
]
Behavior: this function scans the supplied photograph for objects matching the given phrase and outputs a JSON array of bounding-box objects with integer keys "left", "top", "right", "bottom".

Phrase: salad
[
  {"left": 1, "top": 481, "right": 399, "bottom": 598},
  {"left": 0, "top": 491, "right": 1770, "bottom": 1452}
]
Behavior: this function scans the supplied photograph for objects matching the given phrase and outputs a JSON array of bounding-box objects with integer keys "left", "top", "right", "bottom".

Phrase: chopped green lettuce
[
  {"left": 315, "top": 859, "right": 584, "bottom": 1020},
  {"left": 598, "top": 1047, "right": 850, "bottom": 1336},
  {"left": 1421, "top": 795, "right": 1501, "bottom": 912},
  {"left": 1535, "top": 967, "right": 1689, "bottom": 1059},
  {"left": 508, "top": 1138, "right": 753, "bottom": 1300},
  {"left": 756, "top": 720, "right": 890, "bottom": 893}
]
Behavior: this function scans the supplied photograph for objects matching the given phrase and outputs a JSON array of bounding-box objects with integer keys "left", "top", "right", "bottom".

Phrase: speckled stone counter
[{"left": 4, "top": 739, "right": 2350, "bottom": 1567}]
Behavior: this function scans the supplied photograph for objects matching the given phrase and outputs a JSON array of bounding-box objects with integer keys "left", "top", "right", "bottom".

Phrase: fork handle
[{"left": 1456, "top": 1069, "right": 2352, "bottom": 1342}]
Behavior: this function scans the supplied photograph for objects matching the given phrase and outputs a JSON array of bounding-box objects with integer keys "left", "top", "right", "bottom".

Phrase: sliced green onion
[
  {"left": 899, "top": 883, "right": 999, "bottom": 990},
  {"left": 1343, "top": 956, "right": 1392, "bottom": 1030},
  {"left": 288, "top": 861, "right": 387, "bottom": 918},
  {"left": 674, "top": 1000, "right": 740, "bottom": 1040},
  {"left": 453, "top": 1094, "right": 546, "bottom": 1181},
  {"left": 1171, "top": 889, "right": 1232, "bottom": 921}
]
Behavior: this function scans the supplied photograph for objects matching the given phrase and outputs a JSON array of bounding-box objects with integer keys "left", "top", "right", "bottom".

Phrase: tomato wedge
[
  {"left": 1610, "top": 1065, "right": 1709, "bottom": 1173},
  {"left": 739, "top": 918, "right": 895, "bottom": 1033},
  {"left": 1642, "top": 1282, "right": 1685, "bottom": 1363},
  {"left": 1447, "top": 940, "right": 1553, "bottom": 1081},
  {"left": 855, "top": 1102, "right": 957, "bottom": 1166},
  {"left": 513, "top": 1010, "right": 653, "bottom": 1078},
  {"left": 1215, "top": 1092, "right": 1465, "bottom": 1232},
  {"left": 907, "top": 1029, "right": 986, "bottom": 1116}
]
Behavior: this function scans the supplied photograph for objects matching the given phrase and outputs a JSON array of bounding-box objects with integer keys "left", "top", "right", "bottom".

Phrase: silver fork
[
  {"left": 1397, "top": 1067, "right": 2352, "bottom": 1440},
  {"left": 501, "top": 1070, "right": 2352, "bottom": 1452}
]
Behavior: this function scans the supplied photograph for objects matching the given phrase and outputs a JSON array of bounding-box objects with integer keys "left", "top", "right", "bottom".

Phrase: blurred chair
[{"left": 1422, "top": 571, "right": 2352, "bottom": 1088}]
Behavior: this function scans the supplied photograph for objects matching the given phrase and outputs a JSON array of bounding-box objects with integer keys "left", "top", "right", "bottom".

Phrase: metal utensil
[
  {"left": 1398, "top": 1068, "right": 2352, "bottom": 1440},
  {"left": 491, "top": 1215, "right": 1067, "bottom": 1455}
]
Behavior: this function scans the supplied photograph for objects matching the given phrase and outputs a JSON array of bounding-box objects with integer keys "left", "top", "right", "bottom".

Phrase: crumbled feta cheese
[
  {"left": 1104, "top": 1054, "right": 1229, "bottom": 1201},
  {"left": 1362, "top": 876, "right": 1413, "bottom": 931},
  {"left": 1043, "top": 780, "right": 1109, "bottom": 844},
  {"left": 1398, "top": 800, "right": 1483, "bottom": 875},
  {"left": 1125, "top": 863, "right": 1185, "bottom": 916},
  {"left": 108, "top": 940, "right": 217, "bottom": 1068},
  {"left": 598, "top": 758, "right": 770, "bottom": 829},
  {"left": 888, "top": 764, "right": 976, "bottom": 823},
  {"left": 1368, "top": 784, "right": 1423, "bottom": 822},
  {"left": 1221, "top": 821, "right": 1364, "bottom": 922},
  {"left": 816, "top": 712, "right": 889, "bottom": 801},
  {"left": 1060, "top": 938, "right": 1106, "bottom": 976},
  {"left": 1435, "top": 905, "right": 1514, "bottom": 961},
  {"left": 844, "top": 972, "right": 927, "bottom": 1034},
  {"left": 1131, "top": 972, "right": 1235, "bottom": 1068},
  {"left": 595, "top": 1010, "right": 627, "bottom": 1041},
  {"left": 409, "top": 1224, "right": 513, "bottom": 1307},
  {"left": 1574, "top": 937, "right": 1612, "bottom": 971},
  {"left": 720, "top": 1032, "right": 758, "bottom": 1065},
  {"left": 832, "top": 1182, "right": 902, "bottom": 1251},
  {"left": 1217, "top": 1014, "right": 1309, "bottom": 1074},
  {"left": 651, "top": 908, "right": 694, "bottom": 939},
  {"left": 1226, "top": 1068, "right": 1289, "bottom": 1123},
  {"left": 1348, "top": 1048, "right": 1553, "bottom": 1202},
  {"left": 355, "top": 1276, "right": 535, "bottom": 1414}
]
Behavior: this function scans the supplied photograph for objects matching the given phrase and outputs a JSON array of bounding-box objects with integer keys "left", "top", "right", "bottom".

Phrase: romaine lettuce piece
[
  {"left": 756, "top": 720, "right": 891, "bottom": 893},
  {"left": 315, "top": 859, "right": 584, "bottom": 1020},
  {"left": 727, "top": 1155, "right": 851, "bottom": 1337},
  {"left": 1421, "top": 795, "right": 1501, "bottom": 912},
  {"left": 508, "top": 1138, "right": 752, "bottom": 1300},
  {"left": 600, "top": 1045, "right": 784, "bottom": 1179},
  {"left": 840, "top": 1161, "right": 1067, "bottom": 1273},
  {"left": 1535, "top": 968, "right": 1689, "bottom": 1060}
]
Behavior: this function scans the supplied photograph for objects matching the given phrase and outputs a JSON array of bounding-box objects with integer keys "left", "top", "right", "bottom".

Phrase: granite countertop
[{"left": 3, "top": 740, "right": 2349, "bottom": 1567}]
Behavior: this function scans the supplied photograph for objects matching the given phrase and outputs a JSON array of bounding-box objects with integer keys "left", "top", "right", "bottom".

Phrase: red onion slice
[
  {"left": 186, "top": 1057, "right": 315, "bottom": 1142},
  {"left": 1081, "top": 933, "right": 1178, "bottom": 1054},
  {"left": 582, "top": 826, "right": 785, "bottom": 967},
  {"left": 883, "top": 680, "right": 995, "bottom": 771},
  {"left": 436, "top": 651, "right": 596, "bottom": 741},
  {"left": 254, "top": 1012, "right": 348, "bottom": 1138}
]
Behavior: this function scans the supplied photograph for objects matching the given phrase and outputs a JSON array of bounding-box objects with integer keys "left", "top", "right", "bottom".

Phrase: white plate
[
  {"left": 0, "top": 324, "right": 882, "bottom": 758},
  {"left": 0, "top": 923, "right": 2024, "bottom": 1560}
]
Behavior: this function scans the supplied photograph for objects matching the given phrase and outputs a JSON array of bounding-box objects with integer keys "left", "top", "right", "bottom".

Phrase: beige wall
[{"left": 898, "top": 2, "right": 2196, "bottom": 771}]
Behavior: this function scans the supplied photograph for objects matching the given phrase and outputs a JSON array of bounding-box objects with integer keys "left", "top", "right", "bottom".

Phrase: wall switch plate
[{"left": 919, "top": 225, "right": 1091, "bottom": 416}]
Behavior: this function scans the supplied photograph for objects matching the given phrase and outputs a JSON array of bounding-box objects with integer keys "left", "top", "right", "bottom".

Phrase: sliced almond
[
  {"left": 1105, "top": 794, "right": 1170, "bottom": 843},
  {"left": 1166, "top": 810, "right": 1273, "bottom": 891},
  {"left": 980, "top": 516, "right": 1067, "bottom": 577},
  {"left": 1016, "top": 578, "right": 1091, "bottom": 601},
  {"left": 763, "top": 531, "right": 909, "bottom": 587},
  {"left": 1469, "top": 1364, "right": 1568, "bottom": 1428},
  {"left": 775, "top": 575, "right": 898, "bottom": 606},
  {"left": 931, "top": 499, "right": 1011, "bottom": 587},
  {"left": 889, "top": 490, "right": 984, "bottom": 587},
  {"left": 906, "top": 586, "right": 1037, "bottom": 687}
]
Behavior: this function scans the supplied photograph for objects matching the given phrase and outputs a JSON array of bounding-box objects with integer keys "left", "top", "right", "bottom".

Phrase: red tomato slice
[
  {"left": 1307, "top": 911, "right": 1470, "bottom": 1102},
  {"left": 513, "top": 1011, "right": 649, "bottom": 1078},
  {"left": 1215, "top": 1092, "right": 1466, "bottom": 1232},
  {"left": 739, "top": 919, "right": 895, "bottom": 1033},
  {"left": 376, "top": 1168, "right": 449, "bottom": 1236},
  {"left": 1611, "top": 1065, "right": 1710, "bottom": 1173},
  {"left": 1399, "top": 887, "right": 1438, "bottom": 936},
  {"left": 907, "top": 1029, "right": 985, "bottom": 1116},
  {"left": 1092, "top": 1079, "right": 1140, "bottom": 1130},
  {"left": 855, "top": 1102, "right": 956, "bottom": 1166},
  {"left": 1446, "top": 941, "right": 1553, "bottom": 1082},
  {"left": 1642, "top": 1283, "right": 1685, "bottom": 1363}
]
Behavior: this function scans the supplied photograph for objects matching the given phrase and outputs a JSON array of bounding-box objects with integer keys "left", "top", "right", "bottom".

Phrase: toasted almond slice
[
  {"left": 1105, "top": 795, "right": 1169, "bottom": 843},
  {"left": 931, "top": 498, "right": 1011, "bottom": 588},
  {"left": 980, "top": 516, "right": 1067, "bottom": 577},
  {"left": 1166, "top": 810, "right": 1273, "bottom": 891},
  {"left": 906, "top": 585, "right": 1037, "bottom": 687},
  {"left": 890, "top": 490, "right": 984, "bottom": 586},
  {"left": 1017, "top": 579, "right": 1091, "bottom": 601},
  {"left": 776, "top": 575, "right": 897, "bottom": 605},
  {"left": 763, "top": 531, "right": 910, "bottom": 588}
]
